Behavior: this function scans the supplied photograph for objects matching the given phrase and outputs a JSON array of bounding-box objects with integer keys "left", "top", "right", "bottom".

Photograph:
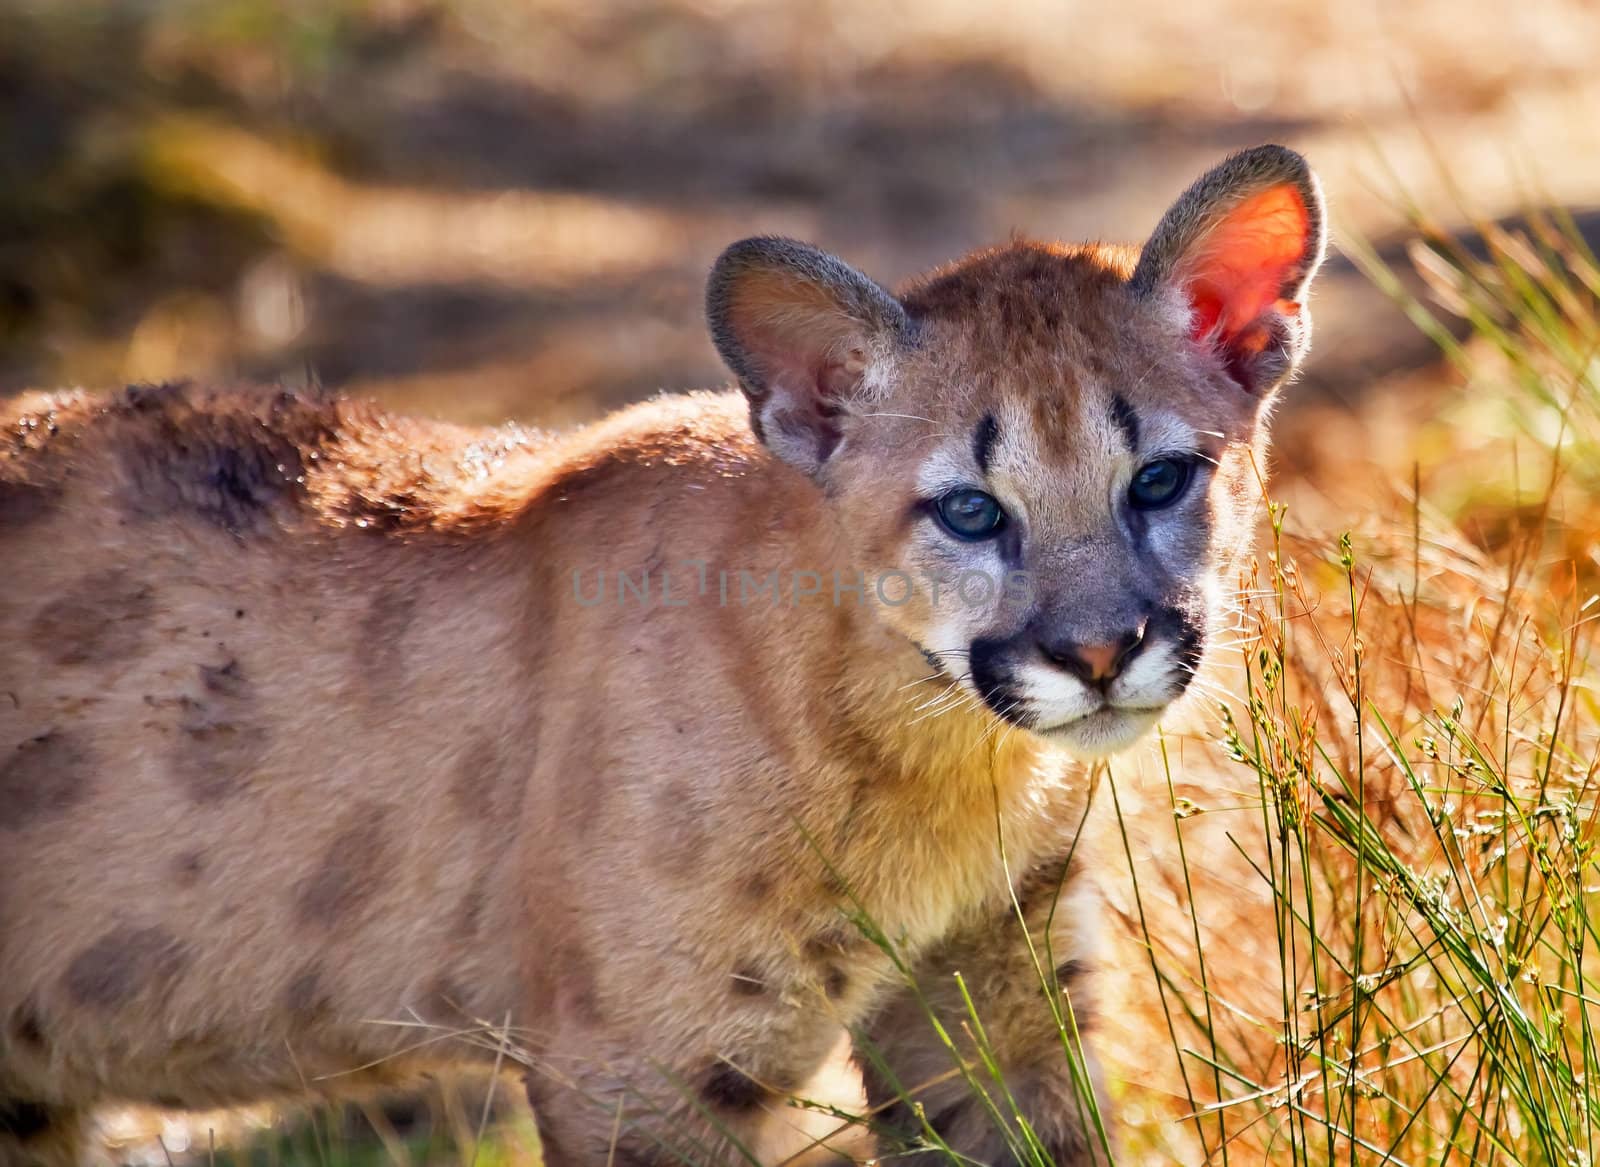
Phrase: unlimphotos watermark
[{"left": 572, "top": 561, "right": 1034, "bottom": 610}]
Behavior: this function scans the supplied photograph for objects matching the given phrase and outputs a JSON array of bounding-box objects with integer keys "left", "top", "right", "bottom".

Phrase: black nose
[{"left": 1039, "top": 625, "right": 1146, "bottom": 687}]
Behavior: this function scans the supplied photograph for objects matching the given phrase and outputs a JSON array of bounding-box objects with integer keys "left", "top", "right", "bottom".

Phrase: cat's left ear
[{"left": 1131, "top": 145, "right": 1327, "bottom": 397}]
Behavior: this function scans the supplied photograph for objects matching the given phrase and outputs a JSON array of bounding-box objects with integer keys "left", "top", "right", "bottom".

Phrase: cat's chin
[{"left": 1037, "top": 706, "right": 1164, "bottom": 758}]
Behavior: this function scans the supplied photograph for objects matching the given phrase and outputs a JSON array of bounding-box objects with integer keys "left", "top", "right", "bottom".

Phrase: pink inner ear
[{"left": 1180, "top": 184, "right": 1311, "bottom": 345}]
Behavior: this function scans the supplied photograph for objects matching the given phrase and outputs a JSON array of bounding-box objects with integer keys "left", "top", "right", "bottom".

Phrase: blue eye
[
  {"left": 1129, "top": 458, "right": 1193, "bottom": 510},
  {"left": 935, "top": 489, "right": 1005, "bottom": 540}
]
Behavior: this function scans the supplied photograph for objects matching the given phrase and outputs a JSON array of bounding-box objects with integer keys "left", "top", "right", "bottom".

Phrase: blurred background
[{"left": 5, "top": 0, "right": 1600, "bottom": 469}]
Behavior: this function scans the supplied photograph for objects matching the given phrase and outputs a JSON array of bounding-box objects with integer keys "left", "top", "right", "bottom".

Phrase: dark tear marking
[
  {"left": 62, "top": 926, "right": 191, "bottom": 1008},
  {"left": 0, "top": 732, "right": 91, "bottom": 830},
  {"left": 0, "top": 481, "right": 60, "bottom": 532},
  {"left": 29, "top": 571, "right": 155, "bottom": 666},
  {"left": 294, "top": 806, "right": 390, "bottom": 927},
  {"left": 1110, "top": 393, "right": 1140, "bottom": 452},
  {"left": 702, "top": 1062, "right": 770, "bottom": 1111},
  {"left": 972, "top": 413, "right": 999, "bottom": 475},
  {"left": 987, "top": 521, "right": 1022, "bottom": 576}
]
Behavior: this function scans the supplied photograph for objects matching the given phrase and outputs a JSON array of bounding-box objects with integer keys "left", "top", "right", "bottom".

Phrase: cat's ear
[
  {"left": 708, "top": 237, "right": 910, "bottom": 475},
  {"left": 1132, "top": 145, "right": 1327, "bottom": 397}
]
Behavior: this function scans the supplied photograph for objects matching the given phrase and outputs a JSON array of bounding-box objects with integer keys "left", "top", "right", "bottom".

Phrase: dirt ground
[{"left": 6, "top": 1, "right": 1600, "bottom": 1162}]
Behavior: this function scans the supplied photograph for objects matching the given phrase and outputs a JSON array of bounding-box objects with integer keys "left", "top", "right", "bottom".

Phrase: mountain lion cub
[{"left": 0, "top": 146, "right": 1324, "bottom": 1165}]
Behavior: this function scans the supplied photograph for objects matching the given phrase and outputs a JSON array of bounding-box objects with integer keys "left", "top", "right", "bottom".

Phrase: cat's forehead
[
  {"left": 895, "top": 241, "right": 1242, "bottom": 459},
  {"left": 901, "top": 239, "right": 1139, "bottom": 348}
]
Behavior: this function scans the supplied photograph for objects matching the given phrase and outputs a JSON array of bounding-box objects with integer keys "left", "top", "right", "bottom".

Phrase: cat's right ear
[
  {"left": 707, "top": 237, "right": 910, "bottom": 476},
  {"left": 1131, "top": 145, "right": 1326, "bottom": 399}
]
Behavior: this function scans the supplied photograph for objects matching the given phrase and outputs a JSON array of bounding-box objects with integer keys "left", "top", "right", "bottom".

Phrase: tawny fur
[{"left": 0, "top": 146, "right": 1325, "bottom": 1166}]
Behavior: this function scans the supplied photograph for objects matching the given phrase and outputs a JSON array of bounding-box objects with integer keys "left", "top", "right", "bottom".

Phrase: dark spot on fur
[
  {"left": 63, "top": 926, "right": 190, "bottom": 1008},
  {"left": 805, "top": 929, "right": 860, "bottom": 1000},
  {"left": 605, "top": 1150, "right": 670, "bottom": 1167},
  {"left": 565, "top": 972, "right": 604, "bottom": 1028},
  {"left": 114, "top": 383, "right": 323, "bottom": 536},
  {"left": 173, "top": 850, "right": 206, "bottom": 887},
  {"left": 803, "top": 928, "right": 860, "bottom": 960},
  {"left": 824, "top": 965, "right": 848, "bottom": 999},
  {"left": 199, "top": 658, "right": 249, "bottom": 699},
  {"left": 1015, "top": 856, "right": 1073, "bottom": 915},
  {"left": 1055, "top": 959, "right": 1095, "bottom": 1029},
  {"left": 800, "top": 928, "right": 864, "bottom": 998},
  {"left": 647, "top": 778, "right": 707, "bottom": 877},
  {"left": 29, "top": 571, "right": 155, "bottom": 666},
  {"left": 452, "top": 871, "right": 490, "bottom": 941},
  {"left": 0, "top": 1098, "right": 55, "bottom": 1140},
  {"left": 294, "top": 806, "right": 389, "bottom": 926},
  {"left": 10, "top": 1002, "right": 46, "bottom": 1050},
  {"left": 285, "top": 965, "right": 331, "bottom": 1019},
  {"left": 173, "top": 696, "right": 268, "bottom": 802},
  {"left": 358, "top": 588, "right": 416, "bottom": 693},
  {"left": 422, "top": 976, "right": 469, "bottom": 1021},
  {"left": 449, "top": 739, "right": 501, "bottom": 821},
  {"left": 742, "top": 872, "right": 774, "bottom": 903},
  {"left": 702, "top": 1062, "right": 770, "bottom": 1111},
  {"left": 0, "top": 481, "right": 59, "bottom": 531},
  {"left": 550, "top": 938, "right": 604, "bottom": 1027},
  {"left": 730, "top": 963, "right": 766, "bottom": 997},
  {"left": 525, "top": 1102, "right": 573, "bottom": 1167},
  {"left": 1056, "top": 958, "right": 1090, "bottom": 984},
  {"left": 153, "top": 1094, "right": 186, "bottom": 1110},
  {"left": 0, "top": 732, "right": 91, "bottom": 829}
]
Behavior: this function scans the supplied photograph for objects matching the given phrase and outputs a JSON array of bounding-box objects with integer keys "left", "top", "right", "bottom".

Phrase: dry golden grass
[
  {"left": 1087, "top": 196, "right": 1600, "bottom": 1164},
  {"left": 1087, "top": 473, "right": 1597, "bottom": 1163}
]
